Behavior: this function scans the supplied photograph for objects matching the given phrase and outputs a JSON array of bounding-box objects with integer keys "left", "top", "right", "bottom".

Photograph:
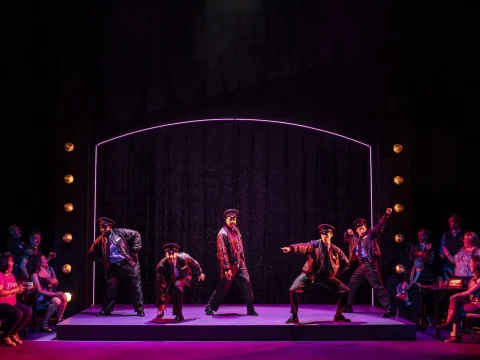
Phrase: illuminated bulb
[
  {"left": 64, "top": 174, "right": 74, "bottom": 184},
  {"left": 395, "top": 264, "right": 406, "bottom": 274},
  {"left": 394, "top": 234, "right": 404, "bottom": 243},
  {"left": 64, "top": 203, "right": 74, "bottom": 212},
  {"left": 393, "top": 176, "right": 404, "bottom": 185},
  {"left": 63, "top": 233, "right": 73, "bottom": 243},
  {"left": 62, "top": 264, "right": 72, "bottom": 274},
  {"left": 64, "top": 292, "right": 72, "bottom": 302},
  {"left": 393, "top": 144, "right": 403, "bottom": 153},
  {"left": 394, "top": 204, "right": 404, "bottom": 213},
  {"left": 64, "top": 143, "right": 74, "bottom": 152}
]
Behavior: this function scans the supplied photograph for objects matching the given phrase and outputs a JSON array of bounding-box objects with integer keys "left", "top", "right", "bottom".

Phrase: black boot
[
  {"left": 247, "top": 310, "right": 258, "bottom": 316},
  {"left": 205, "top": 305, "right": 214, "bottom": 316},
  {"left": 382, "top": 311, "right": 395, "bottom": 318},
  {"left": 334, "top": 313, "right": 351, "bottom": 322},
  {"left": 97, "top": 310, "right": 112, "bottom": 316},
  {"left": 173, "top": 315, "right": 184, "bottom": 323},
  {"left": 286, "top": 314, "right": 299, "bottom": 323}
]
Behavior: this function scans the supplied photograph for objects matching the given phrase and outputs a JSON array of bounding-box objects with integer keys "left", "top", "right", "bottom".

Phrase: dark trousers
[
  {"left": 0, "top": 303, "right": 32, "bottom": 337},
  {"left": 164, "top": 279, "right": 186, "bottom": 316},
  {"left": 289, "top": 272, "right": 349, "bottom": 315},
  {"left": 346, "top": 260, "right": 393, "bottom": 312},
  {"left": 103, "top": 262, "right": 144, "bottom": 313},
  {"left": 207, "top": 262, "right": 255, "bottom": 312},
  {"left": 396, "top": 288, "right": 422, "bottom": 326}
]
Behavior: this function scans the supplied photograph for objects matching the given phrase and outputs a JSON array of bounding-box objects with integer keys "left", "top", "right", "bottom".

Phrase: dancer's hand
[
  {"left": 386, "top": 208, "right": 393, "bottom": 215},
  {"left": 347, "top": 229, "right": 354, "bottom": 236},
  {"left": 225, "top": 269, "right": 233, "bottom": 280},
  {"left": 281, "top": 247, "right": 291, "bottom": 253},
  {"left": 198, "top": 273, "right": 206, "bottom": 281}
]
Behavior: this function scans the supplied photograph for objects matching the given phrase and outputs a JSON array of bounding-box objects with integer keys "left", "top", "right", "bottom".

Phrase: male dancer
[
  {"left": 281, "top": 224, "right": 350, "bottom": 323},
  {"left": 205, "top": 209, "right": 258, "bottom": 316},
  {"left": 89, "top": 217, "right": 145, "bottom": 316},
  {"left": 344, "top": 207, "right": 395, "bottom": 317},
  {"left": 156, "top": 243, "right": 205, "bottom": 323}
]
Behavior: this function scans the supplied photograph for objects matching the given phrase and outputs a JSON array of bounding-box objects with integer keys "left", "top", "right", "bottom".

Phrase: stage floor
[{"left": 56, "top": 304, "right": 416, "bottom": 341}]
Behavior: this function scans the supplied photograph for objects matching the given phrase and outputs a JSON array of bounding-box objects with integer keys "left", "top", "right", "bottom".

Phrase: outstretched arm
[{"left": 282, "top": 241, "right": 315, "bottom": 255}]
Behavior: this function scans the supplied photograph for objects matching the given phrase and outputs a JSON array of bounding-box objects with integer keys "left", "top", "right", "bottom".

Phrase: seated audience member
[
  {"left": 30, "top": 255, "right": 67, "bottom": 332},
  {"left": 409, "top": 228, "right": 434, "bottom": 266},
  {"left": 20, "top": 232, "right": 56, "bottom": 282},
  {"left": 437, "top": 255, "right": 480, "bottom": 343},
  {"left": 0, "top": 253, "right": 32, "bottom": 347},
  {"left": 442, "top": 232, "right": 480, "bottom": 286},
  {"left": 396, "top": 252, "right": 435, "bottom": 330}
]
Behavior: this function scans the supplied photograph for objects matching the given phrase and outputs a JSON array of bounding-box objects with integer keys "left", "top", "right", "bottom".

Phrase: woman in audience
[
  {"left": 442, "top": 232, "right": 480, "bottom": 286},
  {"left": 0, "top": 253, "right": 32, "bottom": 347},
  {"left": 437, "top": 255, "right": 480, "bottom": 343},
  {"left": 30, "top": 255, "right": 67, "bottom": 332}
]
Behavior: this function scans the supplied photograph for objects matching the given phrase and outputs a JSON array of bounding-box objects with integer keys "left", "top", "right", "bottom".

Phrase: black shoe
[
  {"left": 247, "top": 310, "right": 258, "bottom": 316},
  {"left": 344, "top": 308, "right": 354, "bottom": 313},
  {"left": 137, "top": 311, "right": 145, "bottom": 317},
  {"left": 157, "top": 310, "right": 164, "bottom": 319},
  {"left": 173, "top": 315, "right": 185, "bottom": 323},
  {"left": 97, "top": 310, "right": 112, "bottom": 316},
  {"left": 205, "top": 306, "right": 214, "bottom": 316},
  {"left": 286, "top": 314, "right": 299, "bottom": 323},
  {"left": 334, "top": 313, "right": 351, "bottom": 322},
  {"left": 382, "top": 311, "right": 395, "bottom": 318},
  {"left": 40, "top": 326, "right": 53, "bottom": 333}
]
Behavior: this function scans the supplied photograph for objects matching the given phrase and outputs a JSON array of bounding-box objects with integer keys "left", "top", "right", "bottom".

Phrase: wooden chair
[{"left": 464, "top": 313, "right": 480, "bottom": 340}]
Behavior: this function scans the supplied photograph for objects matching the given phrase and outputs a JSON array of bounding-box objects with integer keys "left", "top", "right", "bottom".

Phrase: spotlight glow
[
  {"left": 92, "top": 118, "right": 374, "bottom": 305},
  {"left": 64, "top": 292, "right": 72, "bottom": 302}
]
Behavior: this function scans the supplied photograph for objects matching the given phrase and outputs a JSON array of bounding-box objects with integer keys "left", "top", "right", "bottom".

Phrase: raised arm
[
  {"left": 371, "top": 208, "right": 392, "bottom": 237},
  {"left": 344, "top": 229, "right": 354, "bottom": 243}
]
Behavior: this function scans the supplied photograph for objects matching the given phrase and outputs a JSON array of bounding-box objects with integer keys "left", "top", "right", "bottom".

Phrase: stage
[{"left": 56, "top": 304, "right": 416, "bottom": 341}]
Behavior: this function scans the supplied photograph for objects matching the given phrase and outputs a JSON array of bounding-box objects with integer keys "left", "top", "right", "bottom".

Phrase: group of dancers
[{"left": 89, "top": 207, "right": 396, "bottom": 323}]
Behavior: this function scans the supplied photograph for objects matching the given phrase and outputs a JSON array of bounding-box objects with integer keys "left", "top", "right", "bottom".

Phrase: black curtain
[{"left": 94, "top": 120, "right": 370, "bottom": 305}]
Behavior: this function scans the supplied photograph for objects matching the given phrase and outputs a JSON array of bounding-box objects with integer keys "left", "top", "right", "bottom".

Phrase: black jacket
[
  {"left": 344, "top": 212, "right": 390, "bottom": 262},
  {"left": 289, "top": 240, "right": 349, "bottom": 280},
  {"left": 88, "top": 228, "right": 142, "bottom": 275},
  {"left": 155, "top": 253, "right": 202, "bottom": 306}
]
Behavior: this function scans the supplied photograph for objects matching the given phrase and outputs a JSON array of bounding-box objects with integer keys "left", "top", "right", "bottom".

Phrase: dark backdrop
[
  {"left": 3, "top": 1, "right": 479, "bottom": 315},
  {"left": 94, "top": 120, "right": 371, "bottom": 304}
]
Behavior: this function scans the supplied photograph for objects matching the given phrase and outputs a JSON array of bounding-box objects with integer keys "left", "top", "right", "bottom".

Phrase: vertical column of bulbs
[
  {"left": 392, "top": 143, "right": 406, "bottom": 275},
  {"left": 61, "top": 142, "right": 75, "bottom": 303}
]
